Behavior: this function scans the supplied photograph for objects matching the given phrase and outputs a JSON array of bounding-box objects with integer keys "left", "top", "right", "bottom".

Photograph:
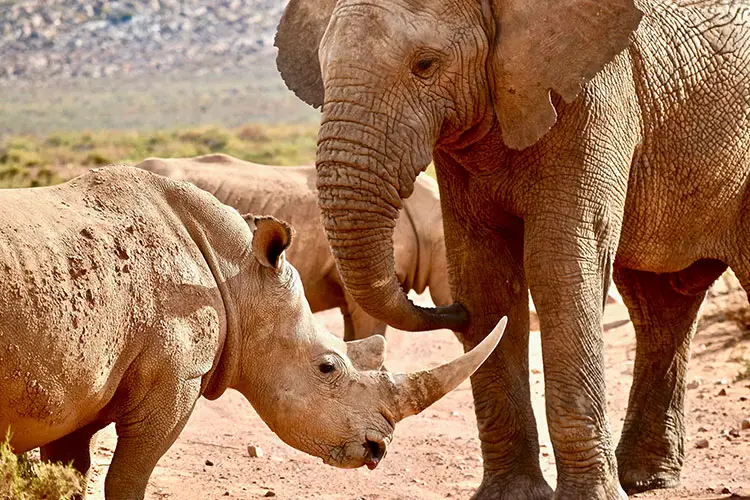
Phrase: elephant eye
[
  {"left": 319, "top": 361, "right": 336, "bottom": 374},
  {"left": 412, "top": 56, "right": 439, "bottom": 79}
]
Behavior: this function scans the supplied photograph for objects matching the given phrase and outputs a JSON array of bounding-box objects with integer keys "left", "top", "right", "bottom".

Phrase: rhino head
[{"left": 230, "top": 216, "right": 506, "bottom": 469}]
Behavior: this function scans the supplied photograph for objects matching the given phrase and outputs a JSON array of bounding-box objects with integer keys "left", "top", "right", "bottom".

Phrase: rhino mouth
[{"left": 363, "top": 433, "right": 388, "bottom": 470}]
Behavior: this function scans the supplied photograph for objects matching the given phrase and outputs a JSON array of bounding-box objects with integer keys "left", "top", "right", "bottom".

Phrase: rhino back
[
  {"left": 0, "top": 167, "right": 227, "bottom": 447},
  {"left": 139, "top": 159, "right": 341, "bottom": 308}
]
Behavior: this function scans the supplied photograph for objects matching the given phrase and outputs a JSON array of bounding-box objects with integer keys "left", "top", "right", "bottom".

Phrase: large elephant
[{"left": 274, "top": 0, "right": 750, "bottom": 498}]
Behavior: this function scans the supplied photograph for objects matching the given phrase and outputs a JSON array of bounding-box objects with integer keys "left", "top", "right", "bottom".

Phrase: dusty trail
[{"left": 85, "top": 287, "right": 749, "bottom": 499}]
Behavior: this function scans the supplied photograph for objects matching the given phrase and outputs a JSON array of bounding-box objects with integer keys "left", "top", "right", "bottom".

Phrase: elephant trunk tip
[
  {"left": 427, "top": 302, "right": 470, "bottom": 333},
  {"left": 384, "top": 300, "right": 469, "bottom": 333}
]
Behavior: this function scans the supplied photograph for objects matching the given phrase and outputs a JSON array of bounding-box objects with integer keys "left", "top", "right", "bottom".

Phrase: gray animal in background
[
  {"left": 0, "top": 166, "right": 505, "bottom": 499},
  {"left": 137, "top": 153, "right": 451, "bottom": 341}
]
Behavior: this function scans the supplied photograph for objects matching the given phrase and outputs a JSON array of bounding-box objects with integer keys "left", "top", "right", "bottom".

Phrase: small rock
[
  {"left": 247, "top": 445, "right": 263, "bottom": 458},
  {"left": 264, "top": 492, "right": 276, "bottom": 497},
  {"left": 718, "top": 388, "right": 728, "bottom": 396},
  {"left": 742, "top": 419, "right": 750, "bottom": 430},
  {"left": 695, "top": 438, "right": 709, "bottom": 449},
  {"left": 715, "top": 379, "right": 728, "bottom": 386},
  {"left": 451, "top": 411, "right": 460, "bottom": 417},
  {"left": 205, "top": 459, "right": 214, "bottom": 466},
  {"left": 697, "top": 426, "right": 710, "bottom": 432},
  {"left": 729, "top": 428, "right": 741, "bottom": 438},
  {"left": 223, "top": 492, "right": 230, "bottom": 497},
  {"left": 721, "top": 486, "right": 732, "bottom": 494},
  {"left": 687, "top": 379, "right": 701, "bottom": 390}
]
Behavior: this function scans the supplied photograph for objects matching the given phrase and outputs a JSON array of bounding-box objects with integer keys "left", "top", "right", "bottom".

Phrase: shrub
[
  {"left": 83, "top": 152, "right": 112, "bottom": 166},
  {"left": 4, "top": 149, "right": 43, "bottom": 168},
  {"left": 736, "top": 358, "right": 750, "bottom": 382},
  {"left": 236, "top": 124, "right": 269, "bottom": 142},
  {"left": 176, "top": 127, "right": 230, "bottom": 152},
  {"left": 0, "top": 432, "right": 84, "bottom": 500}
]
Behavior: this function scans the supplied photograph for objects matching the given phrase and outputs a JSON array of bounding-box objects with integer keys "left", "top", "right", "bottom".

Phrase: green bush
[
  {"left": 0, "top": 123, "right": 320, "bottom": 188},
  {"left": 83, "top": 152, "right": 112, "bottom": 166},
  {"left": 0, "top": 432, "right": 84, "bottom": 500},
  {"left": 4, "top": 149, "right": 43, "bottom": 168},
  {"left": 736, "top": 358, "right": 750, "bottom": 382},
  {"left": 176, "top": 127, "right": 231, "bottom": 152}
]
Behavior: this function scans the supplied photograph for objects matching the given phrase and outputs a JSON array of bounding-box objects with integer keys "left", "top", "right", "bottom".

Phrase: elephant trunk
[{"left": 316, "top": 119, "right": 467, "bottom": 332}]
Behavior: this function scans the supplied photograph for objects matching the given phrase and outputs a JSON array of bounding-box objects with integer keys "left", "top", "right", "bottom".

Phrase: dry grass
[
  {"left": 0, "top": 123, "right": 319, "bottom": 188},
  {"left": 736, "top": 358, "right": 750, "bottom": 382},
  {"left": 1, "top": 432, "right": 83, "bottom": 500}
]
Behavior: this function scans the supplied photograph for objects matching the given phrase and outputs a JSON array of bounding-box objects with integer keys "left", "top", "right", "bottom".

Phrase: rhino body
[
  {"left": 137, "top": 153, "right": 451, "bottom": 340},
  {"left": 0, "top": 166, "right": 504, "bottom": 499}
]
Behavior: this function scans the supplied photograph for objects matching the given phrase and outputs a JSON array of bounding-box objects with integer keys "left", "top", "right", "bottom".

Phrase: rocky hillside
[{"left": 0, "top": 0, "right": 286, "bottom": 82}]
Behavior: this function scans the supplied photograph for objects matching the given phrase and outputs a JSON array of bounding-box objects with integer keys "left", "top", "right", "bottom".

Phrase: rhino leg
[
  {"left": 104, "top": 378, "right": 200, "bottom": 499},
  {"left": 40, "top": 423, "right": 101, "bottom": 499},
  {"left": 342, "top": 299, "right": 387, "bottom": 341}
]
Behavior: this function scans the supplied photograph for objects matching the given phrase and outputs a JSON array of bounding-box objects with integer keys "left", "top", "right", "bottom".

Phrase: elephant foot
[
  {"left": 472, "top": 472, "right": 553, "bottom": 500},
  {"left": 617, "top": 437, "right": 682, "bottom": 494},
  {"left": 618, "top": 464, "right": 680, "bottom": 494},
  {"left": 554, "top": 478, "right": 627, "bottom": 500}
]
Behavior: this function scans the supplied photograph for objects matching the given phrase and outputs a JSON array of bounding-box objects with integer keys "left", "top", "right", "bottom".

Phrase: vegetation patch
[
  {"left": 0, "top": 123, "right": 319, "bottom": 188},
  {"left": 1, "top": 433, "right": 84, "bottom": 500},
  {"left": 736, "top": 358, "right": 750, "bottom": 382}
]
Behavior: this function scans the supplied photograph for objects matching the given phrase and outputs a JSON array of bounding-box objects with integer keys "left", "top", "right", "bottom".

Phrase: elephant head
[
  {"left": 238, "top": 217, "right": 507, "bottom": 469},
  {"left": 275, "top": 0, "right": 642, "bottom": 332}
]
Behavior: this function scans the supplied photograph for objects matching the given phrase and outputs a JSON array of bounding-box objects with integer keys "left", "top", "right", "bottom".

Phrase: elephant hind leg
[
  {"left": 614, "top": 260, "right": 726, "bottom": 494},
  {"left": 342, "top": 296, "right": 387, "bottom": 341}
]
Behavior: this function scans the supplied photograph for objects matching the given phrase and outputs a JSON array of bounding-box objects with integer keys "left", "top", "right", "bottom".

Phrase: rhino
[
  {"left": 0, "top": 166, "right": 505, "bottom": 499},
  {"left": 136, "top": 153, "right": 451, "bottom": 341}
]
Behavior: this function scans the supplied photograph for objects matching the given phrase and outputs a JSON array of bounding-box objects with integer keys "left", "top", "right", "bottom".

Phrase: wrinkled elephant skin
[{"left": 275, "top": 0, "right": 750, "bottom": 498}]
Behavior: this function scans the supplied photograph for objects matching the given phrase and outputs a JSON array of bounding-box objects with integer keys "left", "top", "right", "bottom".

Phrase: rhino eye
[{"left": 319, "top": 361, "right": 336, "bottom": 374}]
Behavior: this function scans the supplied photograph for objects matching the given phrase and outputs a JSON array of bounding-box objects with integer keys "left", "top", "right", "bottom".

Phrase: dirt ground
[{"left": 85, "top": 278, "right": 750, "bottom": 500}]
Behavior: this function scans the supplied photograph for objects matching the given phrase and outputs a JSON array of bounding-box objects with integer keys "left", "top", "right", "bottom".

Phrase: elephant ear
[
  {"left": 491, "top": 0, "right": 642, "bottom": 150},
  {"left": 275, "top": 0, "right": 337, "bottom": 108}
]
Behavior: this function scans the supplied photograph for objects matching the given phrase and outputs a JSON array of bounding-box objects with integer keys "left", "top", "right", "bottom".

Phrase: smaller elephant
[
  {"left": 137, "top": 153, "right": 452, "bottom": 340},
  {"left": 0, "top": 166, "right": 505, "bottom": 499}
]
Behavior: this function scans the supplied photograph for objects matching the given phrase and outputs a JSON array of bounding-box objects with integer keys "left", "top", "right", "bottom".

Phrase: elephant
[
  {"left": 0, "top": 166, "right": 506, "bottom": 499},
  {"left": 273, "top": 0, "right": 750, "bottom": 498},
  {"left": 135, "top": 153, "right": 452, "bottom": 341}
]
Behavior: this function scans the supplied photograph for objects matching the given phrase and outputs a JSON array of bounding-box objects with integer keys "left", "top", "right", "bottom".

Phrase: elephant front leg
[
  {"left": 441, "top": 209, "right": 551, "bottom": 498},
  {"left": 613, "top": 263, "right": 723, "bottom": 493},
  {"left": 342, "top": 296, "right": 387, "bottom": 341},
  {"left": 525, "top": 217, "right": 623, "bottom": 499}
]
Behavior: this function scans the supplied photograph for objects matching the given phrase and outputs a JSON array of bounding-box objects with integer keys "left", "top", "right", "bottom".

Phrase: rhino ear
[
  {"left": 346, "top": 335, "right": 387, "bottom": 371},
  {"left": 245, "top": 214, "right": 295, "bottom": 269},
  {"left": 275, "top": 0, "right": 337, "bottom": 108},
  {"left": 490, "top": 0, "right": 642, "bottom": 150}
]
